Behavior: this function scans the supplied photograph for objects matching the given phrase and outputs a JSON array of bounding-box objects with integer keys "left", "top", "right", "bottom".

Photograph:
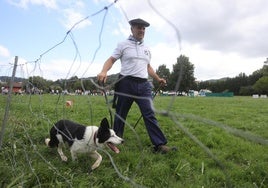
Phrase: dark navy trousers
[{"left": 113, "top": 76, "right": 167, "bottom": 147}]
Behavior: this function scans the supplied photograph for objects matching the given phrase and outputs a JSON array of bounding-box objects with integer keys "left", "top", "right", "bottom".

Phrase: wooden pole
[{"left": 0, "top": 56, "right": 18, "bottom": 150}]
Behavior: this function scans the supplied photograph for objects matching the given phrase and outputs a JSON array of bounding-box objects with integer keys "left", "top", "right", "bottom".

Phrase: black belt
[{"left": 121, "top": 75, "right": 148, "bottom": 83}]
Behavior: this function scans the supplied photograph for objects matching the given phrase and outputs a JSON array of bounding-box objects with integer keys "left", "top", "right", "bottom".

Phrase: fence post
[{"left": 0, "top": 56, "right": 18, "bottom": 150}]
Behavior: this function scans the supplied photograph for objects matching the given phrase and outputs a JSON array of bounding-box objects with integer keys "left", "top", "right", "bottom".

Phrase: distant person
[{"left": 97, "top": 18, "right": 177, "bottom": 154}]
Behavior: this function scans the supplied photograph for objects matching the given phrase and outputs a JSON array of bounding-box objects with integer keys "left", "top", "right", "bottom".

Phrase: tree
[
  {"left": 248, "top": 70, "right": 263, "bottom": 86},
  {"left": 227, "top": 73, "right": 248, "bottom": 94},
  {"left": 153, "top": 64, "right": 170, "bottom": 90},
  {"left": 26, "top": 76, "right": 52, "bottom": 93},
  {"left": 239, "top": 85, "right": 255, "bottom": 96},
  {"left": 261, "top": 64, "right": 268, "bottom": 76},
  {"left": 253, "top": 76, "right": 268, "bottom": 94},
  {"left": 169, "top": 55, "right": 196, "bottom": 92}
]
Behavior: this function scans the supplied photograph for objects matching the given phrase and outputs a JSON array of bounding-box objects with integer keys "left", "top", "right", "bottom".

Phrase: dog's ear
[
  {"left": 100, "top": 118, "right": 110, "bottom": 129},
  {"left": 97, "top": 118, "right": 110, "bottom": 143}
]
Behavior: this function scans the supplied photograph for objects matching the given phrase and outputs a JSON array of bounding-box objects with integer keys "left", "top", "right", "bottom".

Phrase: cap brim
[{"left": 129, "top": 19, "right": 150, "bottom": 27}]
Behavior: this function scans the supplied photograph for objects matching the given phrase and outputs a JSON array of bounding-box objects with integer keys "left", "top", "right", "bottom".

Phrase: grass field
[{"left": 0, "top": 94, "right": 267, "bottom": 187}]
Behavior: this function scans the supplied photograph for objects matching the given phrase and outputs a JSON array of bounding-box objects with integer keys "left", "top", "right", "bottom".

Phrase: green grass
[{"left": 0, "top": 94, "right": 267, "bottom": 187}]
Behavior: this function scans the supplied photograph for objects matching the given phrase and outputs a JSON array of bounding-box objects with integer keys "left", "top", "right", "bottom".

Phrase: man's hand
[
  {"left": 97, "top": 72, "right": 107, "bottom": 83},
  {"left": 158, "top": 78, "right": 167, "bottom": 86},
  {"left": 97, "top": 56, "right": 117, "bottom": 84}
]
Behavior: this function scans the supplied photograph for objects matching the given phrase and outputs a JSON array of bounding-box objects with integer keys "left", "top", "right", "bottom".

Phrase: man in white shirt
[{"left": 97, "top": 18, "right": 177, "bottom": 154}]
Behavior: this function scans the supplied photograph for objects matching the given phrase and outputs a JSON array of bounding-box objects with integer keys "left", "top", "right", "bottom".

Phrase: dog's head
[{"left": 96, "top": 118, "right": 123, "bottom": 153}]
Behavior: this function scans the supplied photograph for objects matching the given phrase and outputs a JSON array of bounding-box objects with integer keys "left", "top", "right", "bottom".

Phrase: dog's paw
[
  {"left": 61, "top": 156, "right": 68, "bottom": 162},
  {"left": 45, "top": 138, "right": 50, "bottom": 146}
]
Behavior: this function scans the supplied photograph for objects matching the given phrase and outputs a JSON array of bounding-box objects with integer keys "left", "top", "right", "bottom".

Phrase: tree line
[
  {"left": 154, "top": 55, "right": 268, "bottom": 95},
  {"left": 1, "top": 55, "right": 267, "bottom": 95}
]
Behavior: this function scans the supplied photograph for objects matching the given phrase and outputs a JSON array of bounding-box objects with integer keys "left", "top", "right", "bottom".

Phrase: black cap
[{"left": 129, "top": 18, "right": 150, "bottom": 27}]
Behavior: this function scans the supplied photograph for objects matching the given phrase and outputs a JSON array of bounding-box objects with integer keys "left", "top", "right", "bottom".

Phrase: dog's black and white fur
[{"left": 45, "top": 118, "right": 123, "bottom": 172}]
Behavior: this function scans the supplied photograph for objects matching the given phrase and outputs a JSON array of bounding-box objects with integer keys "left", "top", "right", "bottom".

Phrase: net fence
[{"left": 0, "top": 0, "right": 267, "bottom": 187}]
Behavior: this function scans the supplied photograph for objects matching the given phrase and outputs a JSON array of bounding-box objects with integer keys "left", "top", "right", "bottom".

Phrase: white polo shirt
[{"left": 112, "top": 36, "right": 151, "bottom": 79}]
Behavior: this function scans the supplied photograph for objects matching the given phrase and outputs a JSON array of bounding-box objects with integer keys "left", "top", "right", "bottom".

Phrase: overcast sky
[{"left": 0, "top": 0, "right": 267, "bottom": 82}]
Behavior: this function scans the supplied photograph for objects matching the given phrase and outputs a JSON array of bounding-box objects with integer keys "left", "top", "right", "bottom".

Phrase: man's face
[{"left": 131, "top": 25, "right": 146, "bottom": 41}]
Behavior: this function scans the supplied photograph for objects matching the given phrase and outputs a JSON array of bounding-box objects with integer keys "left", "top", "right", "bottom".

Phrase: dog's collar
[
  {"left": 93, "top": 131, "right": 97, "bottom": 146},
  {"left": 87, "top": 130, "right": 98, "bottom": 147}
]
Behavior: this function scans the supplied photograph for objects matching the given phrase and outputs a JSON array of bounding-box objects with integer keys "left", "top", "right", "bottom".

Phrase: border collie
[{"left": 45, "top": 118, "right": 123, "bottom": 173}]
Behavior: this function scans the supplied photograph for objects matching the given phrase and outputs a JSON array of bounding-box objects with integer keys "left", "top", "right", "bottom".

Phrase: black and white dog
[{"left": 45, "top": 118, "right": 123, "bottom": 172}]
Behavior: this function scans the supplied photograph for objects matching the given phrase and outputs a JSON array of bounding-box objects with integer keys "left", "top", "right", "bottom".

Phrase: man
[{"left": 97, "top": 18, "right": 176, "bottom": 154}]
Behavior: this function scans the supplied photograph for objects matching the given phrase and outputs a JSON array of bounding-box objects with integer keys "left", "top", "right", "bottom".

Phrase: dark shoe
[{"left": 154, "top": 145, "right": 178, "bottom": 154}]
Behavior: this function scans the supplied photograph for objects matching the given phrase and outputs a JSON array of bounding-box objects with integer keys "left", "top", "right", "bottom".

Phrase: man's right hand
[{"left": 97, "top": 56, "right": 117, "bottom": 84}]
